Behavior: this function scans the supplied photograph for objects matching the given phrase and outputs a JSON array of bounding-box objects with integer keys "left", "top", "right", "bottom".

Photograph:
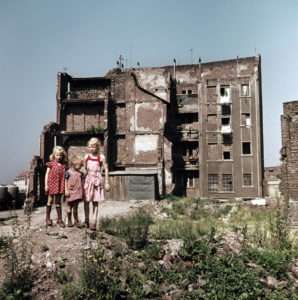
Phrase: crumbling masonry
[
  {"left": 35, "top": 56, "right": 264, "bottom": 202},
  {"left": 281, "top": 101, "right": 298, "bottom": 225}
]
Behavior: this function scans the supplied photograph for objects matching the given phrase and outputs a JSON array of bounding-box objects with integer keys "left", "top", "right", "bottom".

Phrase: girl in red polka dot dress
[{"left": 45, "top": 146, "right": 67, "bottom": 227}]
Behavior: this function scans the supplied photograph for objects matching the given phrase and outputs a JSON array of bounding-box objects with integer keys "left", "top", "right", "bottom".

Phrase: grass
[{"left": 61, "top": 196, "right": 298, "bottom": 299}]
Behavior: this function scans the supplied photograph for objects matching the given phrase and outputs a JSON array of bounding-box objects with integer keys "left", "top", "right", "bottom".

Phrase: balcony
[
  {"left": 176, "top": 127, "right": 199, "bottom": 141},
  {"left": 63, "top": 91, "right": 107, "bottom": 102}
]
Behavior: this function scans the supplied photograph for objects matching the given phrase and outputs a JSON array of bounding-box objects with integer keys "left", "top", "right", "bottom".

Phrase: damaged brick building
[
  {"left": 281, "top": 101, "right": 298, "bottom": 224},
  {"left": 36, "top": 55, "right": 264, "bottom": 201}
]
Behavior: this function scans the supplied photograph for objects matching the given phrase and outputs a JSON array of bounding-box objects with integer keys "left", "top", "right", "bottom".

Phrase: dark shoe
[
  {"left": 89, "top": 223, "right": 96, "bottom": 231},
  {"left": 56, "top": 206, "right": 65, "bottom": 228},
  {"left": 74, "top": 221, "right": 83, "bottom": 228}
]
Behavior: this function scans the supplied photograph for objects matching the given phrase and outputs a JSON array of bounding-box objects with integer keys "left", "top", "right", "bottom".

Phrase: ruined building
[
  {"left": 281, "top": 101, "right": 298, "bottom": 224},
  {"left": 36, "top": 55, "right": 264, "bottom": 201}
]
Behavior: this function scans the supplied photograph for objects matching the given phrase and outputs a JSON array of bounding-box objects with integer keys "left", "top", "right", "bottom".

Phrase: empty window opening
[
  {"left": 222, "top": 174, "right": 233, "bottom": 191},
  {"left": 241, "top": 84, "right": 249, "bottom": 97},
  {"left": 182, "top": 90, "right": 186, "bottom": 94},
  {"left": 188, "top": 90, "right": 192, "bottom": 95},
  {"left": 220, "top": 86, "right": 230, "bottom": 97},
  {"left": 221, "top": 104, "right": 231, "bottom": 115},
  {"left": 220, "top": 86, "right": 231, "bottom": 103},
  {"left": 243, "top": 174, "right": 252, "bottom": 186},
  {"left": 208, "top": 174, "right": 219, "bottom": 192},
  {"left": 242, "top": 142, "right": 251, "bottom": 154},
  {"left": 221, "top": 117, "right": 230, "bottom": 125},
  {"left": 222, "top": 133, "right": 233, "bottom": 145},
  {"left": 223, "top": 151, "right": 231, "bottom": 160},
  {"left": 241, "top": 113, "right": 251, "bottom": 127}
]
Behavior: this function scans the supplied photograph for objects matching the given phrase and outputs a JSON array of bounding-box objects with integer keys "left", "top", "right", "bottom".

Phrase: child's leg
[
  {"left": 55, "top": 195, "right": 65, "bottom": 228},
  {"left": 73, "top": 201, "right": 82, "bottom": 227},
  {"left": 90, "top": 202, "right": 99, "bottom": 230},
  {"left": 84, "top": 201, "right": 90, "bottom": 227},
  {"left": 46, "top": 195, "right": 53, "bottom": 226},
  {"left": 67, "top": 202, "right": 73, "bottom": 227}
]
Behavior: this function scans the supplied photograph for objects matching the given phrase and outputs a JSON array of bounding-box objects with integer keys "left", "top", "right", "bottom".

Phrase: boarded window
[
  {"left": 222, "top": 174, "right": 233, "bottom": 191},
  {"left": 207, "top": 87, "right": 217, "bottom": 103},
  {"left": 207, "top": 132, "right": 218, "bottom": 144},
  {"left": 208, "top": 174, "right": 219, "bottom": 192},
  {"left": 208, "top": 144, "right": 219, "bottom": 160},
  {"left": 242, "top": 142, "right": 251, "bottom": 154},
  {"left": 243, "top": 174, "right": 252, "bottom": 186}
]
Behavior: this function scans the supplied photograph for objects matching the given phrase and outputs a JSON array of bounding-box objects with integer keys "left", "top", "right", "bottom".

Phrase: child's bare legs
[
  {"left": 90, "top": 202, "right": 99, "bottom": 231},
  {"left": 45, "top": 195, "right": 53, "bottom": 226},
  {"left": 67, "top": 202, "right": 73, "bottom": 227},
  {"left": 55, "top": 195, "right": 65, "bottom": 228},
  {"left": 84, "top": 201, "right": 90, "bottom": 227},
  {"left": 73, "top": 201, "right": 82, "bottom": 227}
]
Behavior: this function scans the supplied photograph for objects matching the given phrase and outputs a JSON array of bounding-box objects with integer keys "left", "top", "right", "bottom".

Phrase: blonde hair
[
  {"left": 49, "top": 146, "right": 67, "bottom": 164},
  {"left": 87, "top": 137, "right": 100, "bottom": 151},
  {"left": 70, "top": 155, "right": 83, "bottom": 168}
]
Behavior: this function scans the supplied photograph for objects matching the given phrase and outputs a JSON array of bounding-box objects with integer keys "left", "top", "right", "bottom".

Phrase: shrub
[{"left": 100, "top": 209, "right": 153, "bottom": 249}]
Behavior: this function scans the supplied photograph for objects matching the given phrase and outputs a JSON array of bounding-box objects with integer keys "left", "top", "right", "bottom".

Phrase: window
[
  {"left": 241, "top": 113, "right": 251, "bottom": 127},
  {"left": 208, "top": 174, "right": 219, "bottom": 192},
  {"left": 187, "top": 175, "right": 196, "bottom": 188},
  {"left": 220, "top": 86, "right": 230, "bottom": 97},
  {"left": 182, "top": 90, "right": 186, "bottom": 94},
  {"left": 222, "top": 174, "right": 233, "bottom": 191},
  {"left": 223, "top": 151, "right": 231, "bottom": 160},
  {"left": 222, "top": 133, "right": 233, "bottom": 145},
  {"left": 220, "top": 86, "right": 231, "bottom": 104},
  {"left": 222, "top": 117, "right": 230, "bottom": 125},
  {"left": 242, "top": 142, "right": 251, "bottom": 154},
  {"left": 243, "top": 174, "right": 252, "bottom": 186},
  {"left": 241, "top": 84, "right": 250, "bottom": 97},
  {"left": 188, "top": 90, "right": 192, "bottom": 95},
  {"left": 221, "top": 104, "right": 231, "bottom": 115}
]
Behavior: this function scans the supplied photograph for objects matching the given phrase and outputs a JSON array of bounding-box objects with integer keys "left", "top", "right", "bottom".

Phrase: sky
[{"left": 0, "top": 0, "right": 298, "bottom": 183}]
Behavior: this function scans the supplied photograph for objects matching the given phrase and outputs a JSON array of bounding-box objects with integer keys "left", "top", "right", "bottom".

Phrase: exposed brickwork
[
  {"left": 281, "top": 101, "right": 298, "bottom": 224},
  {"left": 32, "top": 55, "right": 264, "bottom": 202}
]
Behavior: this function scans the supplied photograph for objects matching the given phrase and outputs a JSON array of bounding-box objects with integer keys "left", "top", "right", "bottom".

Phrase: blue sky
[{"left": 0, "top": 0, "right": 298, "bottom": 183}]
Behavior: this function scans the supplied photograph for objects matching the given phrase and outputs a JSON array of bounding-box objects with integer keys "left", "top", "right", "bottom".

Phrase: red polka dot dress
[{"left": 46, "top": 160, "right": 65, "bottom": 195}]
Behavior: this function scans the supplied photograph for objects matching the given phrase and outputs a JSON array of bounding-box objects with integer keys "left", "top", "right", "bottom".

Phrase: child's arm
[
  {"left": 65, "top": 171, "right": 70, "bottom": 197},
  {"left": 102, "top": 155, "right": 110, "bottom": 191},
  {"left": 83, "top": 154, "right": 88, "bottom": 172},
  {"left": 45, "top": 167, "right": 50, "bottom": 193}
]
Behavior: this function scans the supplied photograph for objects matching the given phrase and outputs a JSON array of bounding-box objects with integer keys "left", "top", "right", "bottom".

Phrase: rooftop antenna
[
  {"left": 173, "top": 58, "right": 176, "bottom": 80},
  {"left": 137, "top": 61, "right": 140, "bottom": 67},
  {"left": 190, "top": 48, "right": 193, "bottom": 64},
  {"left": 119, "top": 55, "right": 124, "bottom": 71}
]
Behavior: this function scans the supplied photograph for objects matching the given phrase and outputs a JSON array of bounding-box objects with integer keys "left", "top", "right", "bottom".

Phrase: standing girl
[
  {"left": 84, "top": 137, "right": 110, "bottom": 231},
  {"left": 65, "top": 156, "right": 84, "bottom": 228},
  {"left": 45, "top": 146, "right": 67, "bottom": 227}
]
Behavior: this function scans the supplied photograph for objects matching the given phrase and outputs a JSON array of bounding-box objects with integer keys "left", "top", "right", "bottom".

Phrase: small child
[
  {"left": 65, "top": 156, "right": 84, "bottom": 228},
  {"left": 84, "top": 137, "right": 110, "bottom": 231},
  {"left": 45, "top": 146, "right": 67, "bottom": 227}
]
